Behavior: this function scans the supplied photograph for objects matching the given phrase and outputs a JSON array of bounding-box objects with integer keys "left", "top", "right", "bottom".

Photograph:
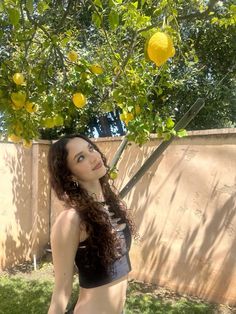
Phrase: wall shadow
[
  {"left": 117, "top": 136, "right": 236, "bottom": 306},
  {"left": 1, "top": 142, "right": 50, "bottom": 269}
]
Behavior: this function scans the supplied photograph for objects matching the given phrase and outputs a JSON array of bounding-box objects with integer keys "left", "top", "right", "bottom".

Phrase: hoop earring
[{"left": 73, "top": 181, "right": 79, "bottom": 188}]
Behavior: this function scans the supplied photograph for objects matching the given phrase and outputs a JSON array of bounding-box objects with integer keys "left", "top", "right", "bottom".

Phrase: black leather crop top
[{"left": 74, "top": 203, "right": 132, "bottom": 289}]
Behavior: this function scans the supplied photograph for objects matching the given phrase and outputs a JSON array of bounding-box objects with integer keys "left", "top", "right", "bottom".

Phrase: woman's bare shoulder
[{"left": 51, "top": 208, "right": 80, "bottom": 237}]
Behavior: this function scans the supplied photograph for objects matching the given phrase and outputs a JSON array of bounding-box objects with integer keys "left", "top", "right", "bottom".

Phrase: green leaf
[
  {"left": 92, "top": 12, "right": 102, "bottom": 28},
  {"left": 26, "top": 0, "right": 34, "bottom": 14},
  {"left": 211, "top": 17, "right": 219, "bottom": 24},
  {"left": 170, "top": 129, "right": 176, "bottom": 136},
  {"left": 93, "top": 0, "right": 103, "bottom": 9},
  {"left": 166, "top": 117, "right": 175, "bottom": 129},
  {"left": 8, "top": 8, "right": 20, "bottom": 26},
  {"left": 109, "top": 10, "right": 119, "bottom": 30},
  {"left": 230, "top": 4, "right": 236, "bottom": 14},
  {"left": 37, "top": 1, "right": 49, "bottom": 14},
  {"left": 163, "top": 132, "right": 172, "bottom": 141},
  {"left": 0, "top": 2, "right": 4, "bottom": 12},
  {"left": 177, "top": 129, "right": 188, "bottom": 138},
  {"left": 109, "top": 0, "right": 115, "bottom": 7}
]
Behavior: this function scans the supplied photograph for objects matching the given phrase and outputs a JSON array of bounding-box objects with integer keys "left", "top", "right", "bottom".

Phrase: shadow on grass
[{"left": 0, "top": 276, "right": 79, "bottom": 314}]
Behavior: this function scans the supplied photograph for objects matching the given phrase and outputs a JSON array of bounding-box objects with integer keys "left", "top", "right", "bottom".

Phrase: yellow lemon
[
  {"left": 53, "top": 115, "right": 64, "bottom": 126},
  {"left": 42, "top": 117, "right": 55, "bottom": 128},
  {"left": 12, "top": 73, "right": 25, "bottom": 85},
  {"left": 81, "top": 72, "right": 90, "bottom": 80},
  {"left": 72, "top": 92, "right": 86, "bottom": 108},
  {"left": 90, "top": 64, "right": 104, "bottom": 75},
  {"left": 25, "top": 101, "right": 37, "bottom": 113},
  {"left": 109, "top": 170, "right": 118, "bottom": 180},
  {"left": 125, "top": 112, "right": 134, "bottom": 124},
  {"left": 147, "top": 32, "right": 175, "bottom": 66},
  {"left": 67, "top": 50, "right": 78, "bottom": 62},
  {"left": 12, "top": 103, "right": 21, "bottom": 110},
  {"left": 11, "top": 91, "right": 26, "bottom": 109},
  {"left": 8, "top": 134, "right": 22, "bottom": 143},
  {"left": 120, "top": 112, "right": 134, "bottom": 125},
  {"left": 23, "top": 139, "right": 32, "bottom": 148}
]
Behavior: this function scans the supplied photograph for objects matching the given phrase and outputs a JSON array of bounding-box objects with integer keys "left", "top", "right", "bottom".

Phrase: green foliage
[
  {"left": 0, "top": 274, "right": 79, "bottom": 314},
  {"left": 0, "top": 0, "right": 235, "bottom": 144},
  {"left": 0, "top": 276, "right": 53, "bottom": 314},
  {"left": 0, "top": 274, "right": 215, "bottom": 314}
]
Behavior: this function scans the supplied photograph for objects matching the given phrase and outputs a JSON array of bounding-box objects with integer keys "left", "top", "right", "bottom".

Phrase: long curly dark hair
[{"left": 47, "top": 134, "right": 134, "bottom": 269}]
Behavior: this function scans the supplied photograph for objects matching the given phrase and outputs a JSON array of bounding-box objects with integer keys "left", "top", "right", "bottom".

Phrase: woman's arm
[{"left": 48, "top": 209, "right": 80, "bottom": 314}]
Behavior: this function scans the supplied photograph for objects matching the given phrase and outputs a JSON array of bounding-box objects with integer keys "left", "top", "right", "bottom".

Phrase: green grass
[
  {"left": 0, "top": 274, "right": 215, "bottom": 314},
  {"left": 125, "top": 282, "right": 214, "bottom": 314},
  {"left": 0, "top": 275, "right": 79, "bottom": 314}
]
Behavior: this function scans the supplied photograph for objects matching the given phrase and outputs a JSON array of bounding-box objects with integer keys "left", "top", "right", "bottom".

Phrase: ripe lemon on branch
[
  {"left": 41, "top": 117, "right": 55, "bottom": 128},
  {"left": 120, "top": 112, "right": 134, "bottom": 125},
  {"left": 12, "top": 73, "right": 25, "bottom": 85},
  {"left": 8, "top": 134, "right": 22, "bottom": 143},
  {"left": 67, "top": 50, "right": 78, "bottom": 62},
  {"left": 25, "top": 101, "right": 37, "bottom": 113},
  {"left": 72, "top": 92, "right": 86, "bottom": 108},
  {"left": 90, "top": 64, "right": 104, "bottom": 74},
  {"left": 146, "top": 32, "right": 175, "bottom": 66},
  {"left": 11, "top": 91, "right": 26, "bottom": 109},
  {"left": 109, "top": 169, "right": 118, "bottom": 180}
]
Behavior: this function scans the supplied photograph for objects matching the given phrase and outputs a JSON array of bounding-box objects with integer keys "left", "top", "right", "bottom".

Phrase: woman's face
[{"left": 66, "top": 137, "right": 107, "bottom": 183}]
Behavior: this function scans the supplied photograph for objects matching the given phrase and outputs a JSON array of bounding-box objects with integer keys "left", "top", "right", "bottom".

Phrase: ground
[{"left": 1, "top": 255, "right": 236, "bottom": 314}]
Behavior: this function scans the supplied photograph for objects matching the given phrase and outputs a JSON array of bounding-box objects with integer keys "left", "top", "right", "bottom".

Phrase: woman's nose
[{"left": 90, "top": 153, "right": 98, "bottom": 164}]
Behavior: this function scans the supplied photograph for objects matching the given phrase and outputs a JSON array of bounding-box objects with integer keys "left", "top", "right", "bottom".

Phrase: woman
[{"left": 47, "top": 134, "right": 134, "bottom": 314}]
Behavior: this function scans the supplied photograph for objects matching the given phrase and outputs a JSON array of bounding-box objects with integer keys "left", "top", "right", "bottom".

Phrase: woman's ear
[{"left": 70, "top": 175, "right": 77, "bottom": 182}]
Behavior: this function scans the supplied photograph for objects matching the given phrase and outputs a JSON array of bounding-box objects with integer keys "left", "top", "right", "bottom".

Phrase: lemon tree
[{"left": 0, "top": 0, "right": 235, "bottom": 145}]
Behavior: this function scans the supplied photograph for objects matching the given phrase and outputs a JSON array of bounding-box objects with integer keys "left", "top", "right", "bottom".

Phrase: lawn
[{"left": 0, "top": 261, "right": 234, "bottom": 314}]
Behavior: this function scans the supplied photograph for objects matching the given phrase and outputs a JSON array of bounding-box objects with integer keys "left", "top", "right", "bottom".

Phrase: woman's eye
[{"left": 77, "top": 155, "right": 84, "bottom": 162}]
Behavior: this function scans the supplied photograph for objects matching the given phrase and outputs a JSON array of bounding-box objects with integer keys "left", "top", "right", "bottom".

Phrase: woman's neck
[{"left": 81, "top": 180, "right": 105, "bottom": 202}]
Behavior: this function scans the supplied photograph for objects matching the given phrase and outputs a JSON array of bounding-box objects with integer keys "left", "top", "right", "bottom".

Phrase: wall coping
[
  {"left": 91, "top": 128, "right": 236, "bottom": 142},
  {"left": 1, "top": 128, "right": 235, "bottom": 145}
]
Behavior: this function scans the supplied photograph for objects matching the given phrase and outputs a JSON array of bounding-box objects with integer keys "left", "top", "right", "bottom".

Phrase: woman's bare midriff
[
  {"left": 74, "top": 221, "right": 128, "bottom": 313},
  {"left": 73, "top": 274, "right": 128, "bottom": 314}
]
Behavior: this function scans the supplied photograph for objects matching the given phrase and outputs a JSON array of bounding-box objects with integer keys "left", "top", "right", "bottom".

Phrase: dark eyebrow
[{"left": 73, "top": 143, "right": 91, "bottom": 160}]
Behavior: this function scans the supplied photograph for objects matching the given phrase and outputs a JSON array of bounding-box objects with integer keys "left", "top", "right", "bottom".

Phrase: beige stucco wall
[
  {"left": 0, "top": 141, "right": 50, "bottom": 269},
  {"left": 118, "top": 130, "right": 236, "bottom": 306},
  {"left": 0, "top": 129, "right": 236, "bottom": 305}
]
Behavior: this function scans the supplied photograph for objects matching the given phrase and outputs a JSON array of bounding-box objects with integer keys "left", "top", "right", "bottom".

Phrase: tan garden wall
[
  {"left": 1, "top": 128, "right": 236, "bottom": 305},
  {"left": 0, "top": 141, "right": 50, "bottom": 269}
]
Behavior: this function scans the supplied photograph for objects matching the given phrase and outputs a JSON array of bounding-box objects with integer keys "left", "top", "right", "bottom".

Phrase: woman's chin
[{"left": 98, "top": 166, "right": 108, "bottom": 178}]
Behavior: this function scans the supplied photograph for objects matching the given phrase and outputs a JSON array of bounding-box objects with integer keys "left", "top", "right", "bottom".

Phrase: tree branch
[
  {"left": 56, "top": 0, "right": 73, "bottom": 33},
  {"left": 24, "top": 6, "right": 67, "bottom": 84},
  {"left": 89, "top": 0, "right": 119, "bottom": 62}
]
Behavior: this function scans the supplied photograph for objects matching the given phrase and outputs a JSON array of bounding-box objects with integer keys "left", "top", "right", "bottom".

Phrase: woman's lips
[{"left": 93, "top": 162, "right": 103, "bottom": 170}]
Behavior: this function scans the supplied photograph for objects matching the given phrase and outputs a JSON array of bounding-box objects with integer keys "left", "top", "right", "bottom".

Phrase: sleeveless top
[{"left": 74, "top": 203, "right": 132, "bottom": 288}]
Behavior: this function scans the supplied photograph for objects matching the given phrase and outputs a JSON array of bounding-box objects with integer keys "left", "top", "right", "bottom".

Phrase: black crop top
[{"left": 74, "top": 203, "right": 132, "bottom": 288}]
